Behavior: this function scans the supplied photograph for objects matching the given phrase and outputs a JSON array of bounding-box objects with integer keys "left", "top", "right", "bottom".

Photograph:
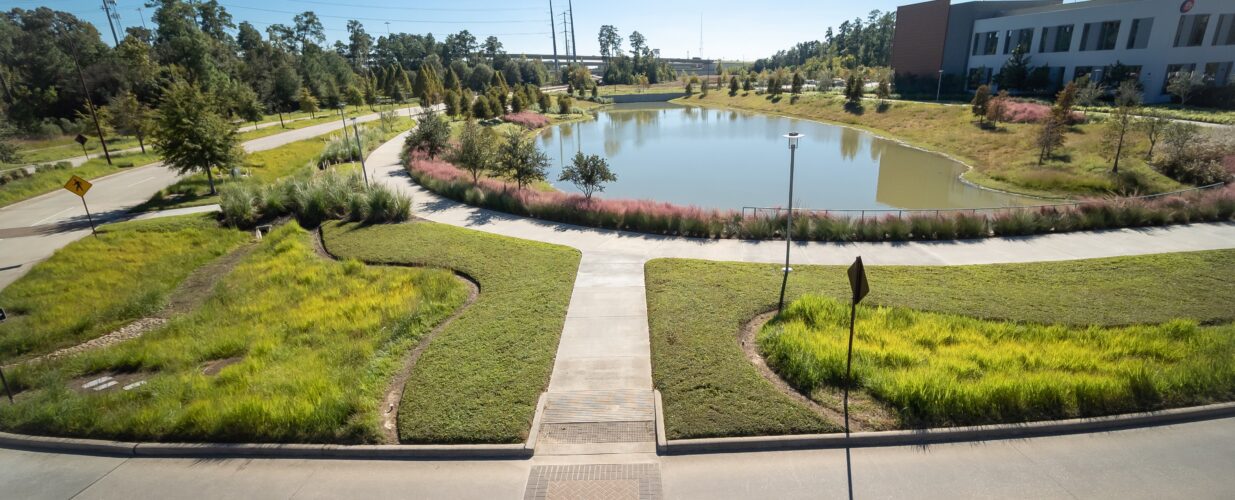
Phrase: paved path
[
  {"left": 0, "top": 105, "right": 442, "bottom": 291},
  {"left": 2, "top": 416, "right": 1233, "bottom": 499}
]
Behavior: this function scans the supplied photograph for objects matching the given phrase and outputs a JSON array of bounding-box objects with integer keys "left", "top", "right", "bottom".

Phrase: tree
[
  {"left": 292, "top": 11, "right": 326, "bottom": 50},
  {"left": 346, "top": 20, "right": 372, "bottom": 72},
  {"left": 994, "top": 45, "right": 1031, "bottom": 92},
  {"left": 150, "top": 81, "right": 242, "bottom": 195},
  {"left": 557, "top": 95, "right": 573, "bottom": 115},
  {"left": 1162, "top": 122, "right": 1200, "bottom": 161},
  {"left": 108, "top": 91, "right": 152, "bottom": 154},
  {"left": 559, "top": 152, "right": 617, "bottom": 202},
  {"left": 875, "top": 77, "right": 891, "bottom": 104},
  {"left": 444, "top": 90, "right": 462, "bottom": 116},
  {"left": 598, "top": 25, "right": 623, "bottom": 63},
  {"left": 791, "top": 72, "right": 805, "bottom": 94},
  {"left": 729, "top": 76, "right": 739, "bottom": 96},
  {"left": 628, "top": 31, "right": 647, "bottom": 57},
  {"left": 701, "top": 79, "right": 710, "bottom": 96},
  {"left": 1036, "top": 115, "right": 1066, "bottom": 165},
  {"left": 498, "top": 129, "right": 549, "bottom": 190},
  {"left": 472, "top": 94, "right": 492, "bottom": 119},
  {"left": 414, "top": 64, "right": 445, "bottom": 105},
  {"left": 345, "top": 85, "right": 366, "bottom": 107},
  {"left": 512, "top": 93, "right": 526, "bottom": 113},
  {"left": 405, "top": 110, "right": 450, "bottom": 159},
  {"left": 1167, "top": 71, "right": 1201, "bottom": 106},
  {"left": 743, "top": 76, "right": 753, "bottom": 92},
  {"left": 1137, "top": 112, "right": 1171, "bottom": 161},
  {"left": 1074, "top": 76, "right": 1105, "bottom": 106},
  {"left": 844, "top": 73, "right": 864, "bottom": 105},
  {"left": 986, "top": 90, "right": 1010, "bottom": 127},
  {"left": 481, "top": 36, "right": 504, "bottom": 63},
  {"left": 971, "top": 85, "right": 991, "bottom": 125},
  {"left": 1102, "top": 80, "right": 1142, "bottom": 174},
  {"left": 298, "top": 87, "right": 319, "bottom": 118},
  {"left": 449, "top": 120, "right": 500, "bottom": 183}
]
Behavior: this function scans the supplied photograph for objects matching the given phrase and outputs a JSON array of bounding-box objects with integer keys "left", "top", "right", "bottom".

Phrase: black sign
[
  {"left": 847, "top": 257, "right": 869, "bottom": 304},
  {"left": 0, "top": 307, "right": 6, "bottom": 322},
  {"left": 74, "top": 134, "right": 88, "bottom": 145}
]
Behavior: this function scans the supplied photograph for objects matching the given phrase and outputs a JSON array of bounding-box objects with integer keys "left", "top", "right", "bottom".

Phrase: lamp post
[
  {"left": 935, "top": 69, "right": 944, "bottom": 102},
  {"left": 777, "top": 132, "right": 803, "bottom": 314},
  {"left": 350, "top": 118, "right": 370, "bottom": 188},
  {"left": 337, "top": 106, "right": 350, "bottom": 150}
]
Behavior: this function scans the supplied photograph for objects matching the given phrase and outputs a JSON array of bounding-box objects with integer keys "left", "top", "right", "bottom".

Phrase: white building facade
[{"left": 965, "top": 0, "right": 1235, "bottom": 102}]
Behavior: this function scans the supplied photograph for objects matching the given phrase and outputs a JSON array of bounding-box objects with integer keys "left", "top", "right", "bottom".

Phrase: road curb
[
  {"left": 663, "top": 401, "right": 1235, "bottom": 455},
  {"left": 0, "top": 431, "right": 532, "bottom": 460}
]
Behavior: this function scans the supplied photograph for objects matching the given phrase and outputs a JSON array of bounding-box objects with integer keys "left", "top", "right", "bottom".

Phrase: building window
[
  {"left": 1204, "top": 62, "right": 1232, "bottom": 86},
  {"left": 1214, "top": 14, "right": 1235, "bottom": 46},
  {"left": 973, "top": 32, "right": 999, "bottom": 55},
  {"left": 1175, "top": 14, "right": 1210, "bottom": 47},
  {"left": 1104, "top": 64, "right": 1142, "bottom": 85},
  {"left": 1127, "top": 18, "right": 1154, "bottom": 49},
  {"left": 1004, "top": 28, "right": 1033, "bottom": 54},
  {"left": 1074, "top": 66, "right": 1101, "bottom": 83},
  {"left": 1080, "top": 21, "right": 1121, "bottom": 51},
  {"left": 1039, "top": 24, "right": 1074, "bottom": 53},
  {"left": 1164, "top": 63, "right": 1197, "bottom": 94}
]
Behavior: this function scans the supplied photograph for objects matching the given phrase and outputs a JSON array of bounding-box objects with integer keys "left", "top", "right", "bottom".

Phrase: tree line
[{"left": 751, "top": 10, "right": 895, "bottom": 74}]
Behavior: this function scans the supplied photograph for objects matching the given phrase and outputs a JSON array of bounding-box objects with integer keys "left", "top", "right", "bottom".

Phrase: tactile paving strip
[
  {"left": 539, "top": 421, "right": 656, "bottom": 444},
  {"left": 542, "top": 390, "right": 655, "bottom": 424},
  {"left": 524, "top": 464, "right": 662, "bottom": 500}
]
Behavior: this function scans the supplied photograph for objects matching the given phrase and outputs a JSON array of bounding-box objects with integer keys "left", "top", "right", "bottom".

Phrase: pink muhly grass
[
  {"left": 502, "top": 112, "right": 550, "bottom": 129},
  {"left": 1001, "top": 101, "right": 1051, "bottom": 124}
]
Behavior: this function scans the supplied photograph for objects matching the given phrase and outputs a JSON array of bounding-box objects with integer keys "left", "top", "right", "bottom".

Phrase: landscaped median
[{"left": 646, "top": 251, "right": 1235, "bottom": 441}]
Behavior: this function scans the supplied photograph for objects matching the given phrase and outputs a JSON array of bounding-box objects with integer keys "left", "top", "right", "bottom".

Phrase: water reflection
[{"left": 537, "top": 103, "right": 1037, "bottom": 210}]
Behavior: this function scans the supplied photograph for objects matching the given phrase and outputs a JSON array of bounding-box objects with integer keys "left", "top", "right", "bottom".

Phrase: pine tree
[
  {"left": 971, "top": 85, "right": 991, "bottom": 126},
  {"left": 729, "top": 76, "right": 739, "bottom": 96}
]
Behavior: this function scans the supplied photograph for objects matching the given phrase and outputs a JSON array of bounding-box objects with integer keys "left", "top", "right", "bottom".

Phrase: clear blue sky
[{"left": 16, "top": 0, "right": 916, "bottom": 61}]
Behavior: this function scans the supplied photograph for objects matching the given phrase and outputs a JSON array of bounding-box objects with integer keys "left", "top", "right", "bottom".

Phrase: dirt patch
[
  {"left": 740, "top": 311, "right": 899, "bottom": 432},
  {"left": 11, "top": 318, "right": 169, "bottom": 369},
  {"left": 200, "top": 356, "right": 243, "bottom": 376},
  {"left": 159, "top": 243, "right": 259, "bottom": 318},
  {"left": 315, "top": 227, "right": 481, "bottom": 444},
  {"left": 68, "top": 371, "right": 151, "bottom": 395}
]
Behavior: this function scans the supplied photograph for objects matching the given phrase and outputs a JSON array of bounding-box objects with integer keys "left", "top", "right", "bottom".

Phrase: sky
[{"left": 10, "top": 0, "right": 916, "bottom": 61}]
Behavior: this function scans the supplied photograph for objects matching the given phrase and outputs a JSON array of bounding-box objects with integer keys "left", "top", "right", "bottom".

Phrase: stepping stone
[
  {"left": 93, "top": 380, "right": 118, "bottom": 391},
  {"left": 81, "top": 376, "right": 114, "bottom": 390},
  {"left": 122, "top": 380, "right": 146, "bottom": 391}
]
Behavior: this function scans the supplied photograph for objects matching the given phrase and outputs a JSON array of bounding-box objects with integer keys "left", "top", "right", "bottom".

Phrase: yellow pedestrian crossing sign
[{"left": 64, "top": 175, "right": 92, "bottom": 197}]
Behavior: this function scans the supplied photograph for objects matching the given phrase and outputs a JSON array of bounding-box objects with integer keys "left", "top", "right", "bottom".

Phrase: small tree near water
[
  {"left": 559, "top": 152, "right": 617, "bottom": 202},
  {"left": 498, "top": 129, "right": 550, "bottom": 190}
]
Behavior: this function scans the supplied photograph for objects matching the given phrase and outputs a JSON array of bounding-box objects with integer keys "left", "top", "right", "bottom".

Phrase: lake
[{"left": 538, "top": 103, "right": 1038, "bottom": 211}]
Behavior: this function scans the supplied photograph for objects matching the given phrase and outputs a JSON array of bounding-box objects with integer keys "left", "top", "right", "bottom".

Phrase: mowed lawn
[
  {"left": 0, "top": 214, "right": 246, "bottom": 363},
  {"left": 646, "top": 251, "right": 1235, "bottom": 439},
  {"left": 0, "top": 223, "right": 467, "bottom": 443},
  {"left": 322, "top": 221, "right": 580, "bottom": 444}
]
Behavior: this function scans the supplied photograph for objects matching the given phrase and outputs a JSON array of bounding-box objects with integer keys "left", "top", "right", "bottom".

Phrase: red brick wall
[{"left": 891, "top": 0, "right": 951, "bottom": 77}]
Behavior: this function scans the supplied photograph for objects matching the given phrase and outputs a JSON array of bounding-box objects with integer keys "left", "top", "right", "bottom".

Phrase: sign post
[
  {"left": 63, "top": 175, "right": 96, "bottom": 236},
  {"left": 844, "top": 256, "right": 869, "bottom": 500},
  {"left": 75, "top": 134, "right": 89, "bottom": 160},
  {"left": 0, "top": 307, "right": 11, "bottom": 403}
]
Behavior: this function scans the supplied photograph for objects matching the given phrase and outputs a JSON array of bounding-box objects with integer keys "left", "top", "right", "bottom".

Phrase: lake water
[{"left": 538, "top": 103, "right": 1038, "bottom": 211}]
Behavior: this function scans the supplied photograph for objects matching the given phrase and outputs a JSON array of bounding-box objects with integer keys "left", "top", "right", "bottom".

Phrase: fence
[{"left": 741, "top": 183, "right": 1228, "bottom": 221}]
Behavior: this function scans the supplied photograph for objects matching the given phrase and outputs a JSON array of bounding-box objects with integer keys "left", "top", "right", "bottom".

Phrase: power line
[
  {"left": 242, "top": 18, "right": 548, "bottom": 38},
  {"left": 275, "top": 0, "right": 540, "bottom": 12},
  {"left": 220, "top": 4, "right": 543, "bottom": 24}
]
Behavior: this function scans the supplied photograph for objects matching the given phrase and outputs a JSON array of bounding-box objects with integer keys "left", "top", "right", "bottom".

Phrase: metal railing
[{"left": 741, "top": 183, "right": 1228, "bottom": 221}]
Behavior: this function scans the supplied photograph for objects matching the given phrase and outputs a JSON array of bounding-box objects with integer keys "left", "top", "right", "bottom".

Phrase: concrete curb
[
  {"left": 663, "top": 401, "right": 1235, "bottom": 455},
  {"left": 653, "top": 390, "right": 667, "bottom": 454},
  {"left": 0, "top": 432, "right": 533, "bottom": 460},
  {"left": 524, "top": 392, "right": 549, "bottom": 453}
]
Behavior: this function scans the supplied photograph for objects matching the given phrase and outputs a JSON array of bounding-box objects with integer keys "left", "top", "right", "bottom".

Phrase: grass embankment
[
  {"left": 6, "top": 135, "right": 145, "bottom": 166},
  {"left": 596, "top": 83, "right": 684, "bottom": 96},
  {"left": 0, "top": 215, "right": 246, "bottom": 364},
  {"left": 646, "top": 251, "right": 1235, "bottom": 439},
  {"left": 762, "top": 295, "right": 1235, "bottom": 428},
  {"left": 322, "top": 221, "right": 580, "bottom": 443},
  {"left": 0, "top": 151, "right": 161, "bottom": 208},
  {"left": 0, "top": 223, "right": 466, "bottom": 443},
  {"left": 675, "top": 91, "right": 1182, "bottom": 198},
  {"left": 138, "top": 117, "right": 414, "bottom": 211}
]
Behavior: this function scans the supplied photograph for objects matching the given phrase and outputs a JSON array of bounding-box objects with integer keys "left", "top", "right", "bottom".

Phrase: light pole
[
  {"left": 777, "top": 132, "right": 803, "bottom": 314},
  {"left": 350, "top": 118, "right": 370, "bottom": 188},
  {"left": 337, "top": 106, "right": 350, "bottom": 150},
  {"left": 935, "top": 69, "right": 944, "bottom": 102}
]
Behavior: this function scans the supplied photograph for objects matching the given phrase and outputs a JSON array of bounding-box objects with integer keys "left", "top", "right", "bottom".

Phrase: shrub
[
  {"left": 502, "top": 112, "right": 550, "bottom": 129},
  {"left": 219, "top": 171, "right": 411, "bottom": 228}
]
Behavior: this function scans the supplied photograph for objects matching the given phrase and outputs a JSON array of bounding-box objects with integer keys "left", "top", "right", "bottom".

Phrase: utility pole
[
  {"left": 100, "top": 0, "right": 121, "bottom": 46},
  {"left": 548, "top": 1, "right": 560, "bottom": 73},
  {"left": 136, "top": 7, "right": 148, "bottom": 31},
  {"left": 74, "top": 57, "right": 112, "bottom": 165},
  {"left": 699, "top": 14, "right": 704, "bottom": 62},
  {"left": 385, "top": 21, "right": 391, "bottom": 35},
  {"left": 560, "top": 12, "right": 572, "bottom": 65},
  {"left": 567, "top": 0, "right": 578, "bottom": 62}
]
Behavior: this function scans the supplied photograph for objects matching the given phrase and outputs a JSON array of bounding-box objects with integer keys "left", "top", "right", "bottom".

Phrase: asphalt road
[
  {"left": 0, "top": 105, "right": 439, "bottom": 290},
  {"left": 1, "top": 417, "right": 1231, "bottom": 499}
]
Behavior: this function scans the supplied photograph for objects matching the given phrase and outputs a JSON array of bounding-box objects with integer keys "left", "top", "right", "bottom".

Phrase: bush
[
  {"left": 219, "top": 171, "right": 411, "bottom": 228},
  {"left": 502, "top": 112, "right": 550, "bottom": 129}
]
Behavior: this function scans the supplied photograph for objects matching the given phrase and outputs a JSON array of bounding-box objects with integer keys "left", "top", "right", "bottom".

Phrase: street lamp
[
  {"left": 777, "top": 132, "right": 803, "bottom": 314},
  {"left": 935, "top": 69, "right": 944, "bottom": 102},
  {"left": 350, "top": 118, "right": 370, "bottom": 188},
  {"left": 337, "top": 106, "right": 350, "bottom": 150}
]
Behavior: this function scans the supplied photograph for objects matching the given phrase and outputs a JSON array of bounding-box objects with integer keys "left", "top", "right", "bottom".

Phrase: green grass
[
  {"left": 6, "top": 135, "right": 146, "bottom": 166},
  {"left": 646, "top": 251, "right": 1235, "bottom": 439},
  {"left": 0, "top": 214, "right": 247, "bottom": 364},
  {"left": 0, "top": 223, "right": 466, "bottom": 443},
  {"left": 236, "top": 114, "right": 344, "bottom": 142},
  {"left": 0, "top": 151, "right": 161, "bottom": 208},
  {"left": 138, "top": 117, "right": 416, "bottom": 212},
  {"left": 321, "top": 221, "right": 580, "bottom": 443},
  {"left": 678, "top": 92, "right": 1184, "bottom": 198},
  {"left": 762, "top": 295, "right": 1235, "bottom": 427},
  {"left": 1077, "top": 104, "right": 1235, "bottom": 126}
]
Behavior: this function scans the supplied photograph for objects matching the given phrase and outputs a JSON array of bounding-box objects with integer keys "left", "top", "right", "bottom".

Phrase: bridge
[{"left": 521, "top": 53, "right": 718, "bottom": 75}]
